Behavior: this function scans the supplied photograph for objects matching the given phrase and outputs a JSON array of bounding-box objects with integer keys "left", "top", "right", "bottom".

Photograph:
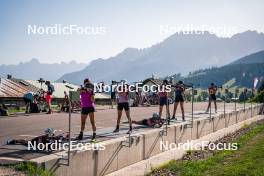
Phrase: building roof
[
  {"left": 95, "top": 92, "right": 110, "bottom": 99},
  {"left": 11, "top": 78, "right": 39, "bottom": 92},
  {"left": 25, "top": 80, "right": 110, "bottom": 99},
  {"left": 0, "top": 78, "right": 35, "bottom": 98},
  {"left": 0, "top": 77, "right": 111, "bottom": 100},
  {"left": 142, "top": 78, "right": 163, "bottom": 85},
  {"left": 25, "top": 80, "right": 79, "bottom": 98}
]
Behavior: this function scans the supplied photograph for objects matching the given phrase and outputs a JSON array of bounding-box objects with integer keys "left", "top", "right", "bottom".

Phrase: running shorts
[
  {"left": 117, "top": 102, "right": 129, "bottom": 111},
  {"left": 209, "top": 94, "right": 216, "bottom": 101},
  {"left": 175, "top": 95, "right": 184, "bottom": 102},
  {"left": 159, "top": 97, "right": 168, "bottom": 106},
  {"left": 46, "top": 94, "right": 52, "bottom": 104},
  {"left": 81, "top": 107, "right": 95, "bottom": 115}
]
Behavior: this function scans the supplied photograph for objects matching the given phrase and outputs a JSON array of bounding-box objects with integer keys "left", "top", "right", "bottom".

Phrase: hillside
[
  {"left": 58, "top": 31, "right": 264, "bottom": 84},
  {"left": 231, "top": 50, "right": 264, "bottom": 64},
  {"left": 181, "top": 50, "right": 264, "bottom": 88}
]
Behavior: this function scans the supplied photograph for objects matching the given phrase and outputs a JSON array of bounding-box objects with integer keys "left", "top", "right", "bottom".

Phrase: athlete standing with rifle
[
  {"left": 171, "top": 81, "right": 186, "bottom": 121},
  {"left": 76, "top": 78, "right": 96, "bottom": 142},
  {"left": 206, "top": 83, "right": 218, "bottom": 113},
  {"left": 158, "top": 80, "right": 171, "bottom": 119},
  {"left": 45, "top": 81, "right": 55, "bottom": 114},
  {"left": 113, "top": 81, "right": 133, "bottom": 134}
]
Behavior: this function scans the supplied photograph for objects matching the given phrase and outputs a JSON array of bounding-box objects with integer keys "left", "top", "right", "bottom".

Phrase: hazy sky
[{"left": 0, "top": 0, "right": 263, "bottom": 65}]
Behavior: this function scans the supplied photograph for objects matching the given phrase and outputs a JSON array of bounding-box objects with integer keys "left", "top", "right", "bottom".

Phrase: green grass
[
  {"left": 14, "top": 162, "right": 54, "bottom": 176},
  {"left": 5, "top": 105, "right": 60, "bottom": 115},
  {"left": 222, "top": 78, "right": 236, "bottom": 88},
  {"left": 149, "top": 121, "right": 264, "bottom": 176},
  {"left": 8, "top": 107, "right": 26, "bottom": 114},
  {"left": 250, "top": 91, "right": 264, "bottom": 103}
]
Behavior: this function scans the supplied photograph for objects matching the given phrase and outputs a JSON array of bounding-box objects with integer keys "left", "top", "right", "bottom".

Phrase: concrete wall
[{"left": 33, "top": 104, "right": 263, "bottom": 176}]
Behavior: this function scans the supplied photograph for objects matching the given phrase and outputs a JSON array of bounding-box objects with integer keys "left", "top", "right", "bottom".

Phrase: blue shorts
[
  {"left": 159, "top": 97, "right": 168, "bottom": 106},
  {"left": 209, "top": 94, "right": 216, "bottom": 101}
]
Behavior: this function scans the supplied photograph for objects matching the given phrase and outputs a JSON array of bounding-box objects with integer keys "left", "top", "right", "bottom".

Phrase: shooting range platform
[{"left": 0, "top": 103, "right": 263, "bottom": 176}]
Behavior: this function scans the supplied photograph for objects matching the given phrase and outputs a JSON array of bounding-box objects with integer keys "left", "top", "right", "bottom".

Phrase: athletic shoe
[
  {"left": 91, "top": 133, "right": 96, "bottom": 142},
  {"left": 113, "top": 128, "right": 119, "bottom": 133},
  {"left": 126, "top": 126, "right": 133, "bottom": 134},
  {"left": 76, "top": 132, "right": 83, "bottom": 140},
  {"left": 171, "top": 115, "right": 177, "bottom": 120},
  {"left": 126, "top": 129, "right": 132, "bottom": 134}
]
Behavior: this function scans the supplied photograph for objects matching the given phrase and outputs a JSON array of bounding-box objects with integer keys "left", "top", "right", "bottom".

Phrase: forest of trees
[{"left": 180, "top": 63, "right": 264, "bottom": 88}]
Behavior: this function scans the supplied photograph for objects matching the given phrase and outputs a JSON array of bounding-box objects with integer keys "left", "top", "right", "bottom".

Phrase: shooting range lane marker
[
  {"left": 95, "top": 121, "right": 104, "bottom": 125},
  {"left": 0, "top": 157, "right": 25, "bottom": 162},
  {"left": 18, "top": 129, "right": 63, "bottom": 138},
  {"left": 18, "top": 135, "right": 38, "bottom": 137}
]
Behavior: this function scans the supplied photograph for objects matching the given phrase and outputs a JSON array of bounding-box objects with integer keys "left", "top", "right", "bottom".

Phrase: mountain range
[
  {"left": 0, "top": 59, "right": 87, "bottom": 81},
  {"left": 58, "top": 30, "right": 264, "bottom": 84},
  {"left": 1, "top": 30, "right": 264, "bottom": 84}
]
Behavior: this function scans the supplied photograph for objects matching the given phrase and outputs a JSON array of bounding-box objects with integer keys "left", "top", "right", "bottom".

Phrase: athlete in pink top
[
  {"left": 80, "top": 91, "right": 95, "bottom": 108},
  {"left": 158, "top": 91, "right": 167, "bottom": 98},
  {"left": 76, "top": 78, "right": 96, "bottom": 142}
]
